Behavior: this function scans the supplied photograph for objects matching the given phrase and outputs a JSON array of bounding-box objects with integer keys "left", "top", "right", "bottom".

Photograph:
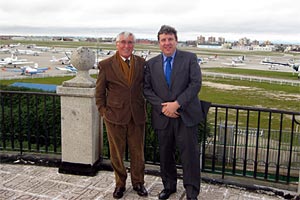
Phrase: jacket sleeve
[
  {"left": 143, "top": 61, "right": 164, "bottom": 107},
  {"left": 95, "top": 62, "right": 107, "bottom": 116},
  {"left": 176, "top": 53, "right": 202, "bottom": 111}
]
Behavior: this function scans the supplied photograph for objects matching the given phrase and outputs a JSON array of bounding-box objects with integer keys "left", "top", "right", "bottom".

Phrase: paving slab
[{"left": 0, "top": 163, "right": 286, "bottom": 200}]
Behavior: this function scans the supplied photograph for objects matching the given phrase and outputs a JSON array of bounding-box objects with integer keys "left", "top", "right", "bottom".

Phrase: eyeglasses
[{"left": 118, "top": 40, "right": 134, "bottom": 45}]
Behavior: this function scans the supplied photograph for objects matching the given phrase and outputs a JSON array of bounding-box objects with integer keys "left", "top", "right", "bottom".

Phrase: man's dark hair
[{"left": 157, "top": 25, "right": 178, "bottom": 41}]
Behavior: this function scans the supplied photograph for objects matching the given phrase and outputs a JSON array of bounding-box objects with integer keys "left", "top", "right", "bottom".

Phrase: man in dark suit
[
  {"left": 95, "top": 31, "right": 148, "bottom": 199},
  {"left": 144, "top": 25, "right": 203, "bottom": 200}
]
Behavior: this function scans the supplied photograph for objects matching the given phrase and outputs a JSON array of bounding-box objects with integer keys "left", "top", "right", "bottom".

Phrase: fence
[
  {"left": 202, "top": 104, "right": 300, "bottom": 183},
  {"left": 0, "top": 90, "right": 61, "bottom": 155},
  {"left": 1, "top": 90, "right": 300, "bottom": 184}
]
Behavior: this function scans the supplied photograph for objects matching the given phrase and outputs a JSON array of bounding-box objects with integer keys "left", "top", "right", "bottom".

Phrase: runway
[
  {"left": 0, "top": 46, "right": 100, "bottom": 80},
  {"left": 0, "top": 45, "right": 299, "bottom": 80}
]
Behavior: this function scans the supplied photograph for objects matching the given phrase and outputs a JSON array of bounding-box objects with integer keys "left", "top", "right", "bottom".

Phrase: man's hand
[{"left": 161, "top": 101, "right": 180, "bottom": 118}]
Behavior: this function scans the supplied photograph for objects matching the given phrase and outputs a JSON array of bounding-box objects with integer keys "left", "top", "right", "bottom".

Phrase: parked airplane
[
  {"left": 232, "top": 55, "right": 245, "bottom": 63},
  {"left": 50, "top": 52, "right": 71, "bottom": 65},
  {"left": 9, "top": 43, "right": 21, "bottom": 48},
  {"left": 260, "top": 57, "right": 300, "bottom": 78},
  {"left": 0, "top": 55, "right": 34, "bottom": 67},
  {"left": 0, "top": 48, "right": 11, "bottom": 54},
  {"left": 260, "top": 57, "right": 289, "bottom": 66},
  {"left": 2, "top": 64, "right": 50, "bottom": 75},
  {"left": 55, "top": 65, "right": 77, "bottom": 73},
  {"left": 12, "top": 49, "right": 42, "bottom": 56},
  {"left": 222, "top": 60, "right": 245, "bottom": 67},
  {"left": 138, "top": 50, "right": 150, "bottom": 60},
  {"left": 21, "top": 66, "right": 49, "bottom": 75},
  {"left": 288, "top": 59, "right": 300, "bottom": 79},
  {"left": 33, "top": 46, "right": 51, "bottom": 52},
  {"left": 197, "top": 58, "right": 207, "bottom": 64},
  {"left": 201, "top": 55, "right": 218, "bottom": 62},
  {"left": 97, "top": 49, "right": 113, "bottom": 56}
]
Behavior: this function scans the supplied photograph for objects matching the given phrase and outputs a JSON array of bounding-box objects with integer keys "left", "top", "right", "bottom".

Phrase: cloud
[{"left": 0, "top": 0, "right": 299, "bottom": 43}]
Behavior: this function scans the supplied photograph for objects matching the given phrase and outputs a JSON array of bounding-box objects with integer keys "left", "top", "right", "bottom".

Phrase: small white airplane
[
  {"left": 197, "top": 55, "right": 218, "bottom": 64},
  {"left": 0, "top": 55, "right": 34, "bottom": 67},
  {"left": 12, "top": 49, "right": 42, "bottom": 56},
  {"left": 97, "top": 49, "right": 113, "bottom": 56},
  {"left": 2, "top": 64, "right": 50, "bottom": 75},
  {"left": 50, "top": 52, "right": 71, "bottom": 65},
  {"left": 231, "top": 55, "right": 245, "bottom": 63},
  {"left": 261, "top": 57, "right": 300, "bottom": 78},
  {"left": 222, "top": 60, "right": 245, "bottom": 67},
  {"left": 9, "top": 43, "right": 21, "bottom": 48},
  {"left": 21, "top": 66, "right": 49, "bottom": 75},
  {"left": 138, "top": 50, "right": 150, "bottom": 60},
  {"left": 0, "top": 48, "right": 11, "bottom": 54},
  {"left": 55, "top": 65, "right": 77, "bottom": 73},
  {"left": 288, "top": 59, "right": 300, "bottom": 79},
  {"left": 207, "top": 55, "right": 218, "bottom": 61},
  {"left": 197, "top": 57, "right": 207, "bottom": 64},
  {"left": 33, "top": 46, "right": 51, "bottom": 52},
  {"left": 260, "top": 57, "right": 289, "bottom": 66}
]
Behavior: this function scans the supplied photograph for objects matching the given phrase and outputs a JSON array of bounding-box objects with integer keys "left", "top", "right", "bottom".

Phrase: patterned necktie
[
  {"left": 165, "top": 57, "right": 172, "bottom": 86},
  {"left": 125, "top": 59, "right": 130, "bottom": 68}
]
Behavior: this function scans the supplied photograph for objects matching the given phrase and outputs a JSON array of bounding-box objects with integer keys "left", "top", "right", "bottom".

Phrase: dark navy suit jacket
[{"left": 144, "top": 49, "right": 207, "bottom": 129}]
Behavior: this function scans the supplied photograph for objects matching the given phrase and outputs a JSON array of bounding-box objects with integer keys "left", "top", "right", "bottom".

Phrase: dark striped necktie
[{"left": 125, "top": 59, "right": 130, "bottom": 68}]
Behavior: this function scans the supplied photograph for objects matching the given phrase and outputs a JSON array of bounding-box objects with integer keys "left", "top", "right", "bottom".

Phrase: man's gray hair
[{"left": 116, "top": 31, "right": 136, "bottom": 42}]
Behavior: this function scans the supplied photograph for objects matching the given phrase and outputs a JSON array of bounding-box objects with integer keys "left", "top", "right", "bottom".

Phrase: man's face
[
  {"left": 158, "top": 33, "right": 177, "bottom": 56},
  {"left": 116, "top": 34, "right": 135, "bottom": 58}
]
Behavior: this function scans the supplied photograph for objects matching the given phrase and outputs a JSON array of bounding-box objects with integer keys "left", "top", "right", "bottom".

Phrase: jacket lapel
[
  {"left": 154, "top": 55, "right": 169, "bottom": 89},
  {"left": 170, "top": 50, "right": 183, "bottom": 88},
  {"left": 111, "top": 54, "right": 129, "bottom": 86},
  {"left": 131, "top": 55, "right": 140, "bottom": 84}
]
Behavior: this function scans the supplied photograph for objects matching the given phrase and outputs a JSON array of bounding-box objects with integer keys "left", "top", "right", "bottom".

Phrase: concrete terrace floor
[{"left": 0, "top": 163, "right": 292, "bottom": 200}]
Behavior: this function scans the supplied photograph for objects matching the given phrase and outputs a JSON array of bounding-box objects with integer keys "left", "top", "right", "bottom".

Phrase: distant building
[
  {"left": 136, "top": 39, "right": 154, "bottom": 45},
  {"left": 218, "top": 37, "right": 225, "bottom": 44},
  {"left": 197, "top": 44, "right": 222, "bottom": 49},
  {"left": 11, "top": 36, "right": 26, "bottom": 40},
  {"left": 208, "top": 36, "right": 216, "bottom": 44},
  {"left": 251, "top": 40, "right": 260, "bottom": 46},
  {"left": 0, "top": 35, "right": 12, "bottom": 40},
  {"left": 252, "top": 45, "right": 275, "bottom": 51},
  {"left": 238, "top": 37, "right": 250, "bottom": 46},
  {"left": 196, "top": 34, "right": 225, "bottom": 49},
  {"left": 197, "top": 35, "right": 205, "bottom": 44},
  {"left": 185, "top": 40, "right": 197, "bottom": 47},
  {"left": 232, "top": 45, "right": 253, "bottom": 51},
  {"left": 263, "top": 40, "right": 272, "bottom": 45}
]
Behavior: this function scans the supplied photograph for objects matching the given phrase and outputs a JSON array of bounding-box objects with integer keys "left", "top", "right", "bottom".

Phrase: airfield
[{"left": 0, "top": 44, "right": 299, "bottom": 81}]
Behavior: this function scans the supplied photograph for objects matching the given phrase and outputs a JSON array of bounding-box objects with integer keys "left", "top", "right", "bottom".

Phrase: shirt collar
[
  {"left": 162, "top": 50, "right": 176, "bottom": 62},
  {"left": 120, "top": 55, "right": 130, "bottom": 62}
]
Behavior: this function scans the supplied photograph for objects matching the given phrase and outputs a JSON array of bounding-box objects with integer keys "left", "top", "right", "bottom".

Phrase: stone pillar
[{"left": 57, "top": 47, "right": 101, "bottom": 176}]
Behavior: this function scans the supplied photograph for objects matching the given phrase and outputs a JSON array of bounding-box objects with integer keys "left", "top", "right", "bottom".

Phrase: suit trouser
[
  {"left": 156, "top": 118, "right": 200, "bottom": 199},
  {"left": 104, "top": 119, "right": 145, "bottom": 188}
]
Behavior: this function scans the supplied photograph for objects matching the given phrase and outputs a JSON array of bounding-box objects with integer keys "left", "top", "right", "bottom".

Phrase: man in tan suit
[{"left": 95, "top": 31, "right": 148, "bottom": 199}]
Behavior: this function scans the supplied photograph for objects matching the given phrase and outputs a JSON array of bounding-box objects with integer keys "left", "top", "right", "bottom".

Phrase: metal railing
[
  {"left": 202, "top": 104, "right": 300, "bottom": 184},
  {"left": 0, "top": 90, "right": 61, "bottom": 155},
  {"left": 1, "top": 90, "right": 300, "bottom": 185}
]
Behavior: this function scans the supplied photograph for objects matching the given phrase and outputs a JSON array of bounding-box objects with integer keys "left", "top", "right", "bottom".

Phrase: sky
[{"left": 1, "top": 0, "right": 299, "bottom": 44}]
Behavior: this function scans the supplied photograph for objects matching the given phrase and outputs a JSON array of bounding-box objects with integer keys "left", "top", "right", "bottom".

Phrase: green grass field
[
  {"left": 1, "top": 72, "right": 299, "bottom": 113},
  {"left": 203, "top": 67, "right": 300, "bottom": 80},
  {"left": 1, "top": 39, "right": 299, "bottom": 112}
]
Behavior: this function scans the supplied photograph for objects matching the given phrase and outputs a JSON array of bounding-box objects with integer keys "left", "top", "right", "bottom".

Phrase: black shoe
[
  {"left": 158, "top": 189, "right": 176, "bottom": 199},
  {"left": 113, "top": 187, "right": 125, "bottom": 199},
  {"left": 133, "top": 183, "right": 148, "bottom": 196}
]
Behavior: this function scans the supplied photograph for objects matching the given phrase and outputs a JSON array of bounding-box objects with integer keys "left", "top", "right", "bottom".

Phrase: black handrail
[{"left": 1, "top": 90, "right": 300, "bottom": 185}]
